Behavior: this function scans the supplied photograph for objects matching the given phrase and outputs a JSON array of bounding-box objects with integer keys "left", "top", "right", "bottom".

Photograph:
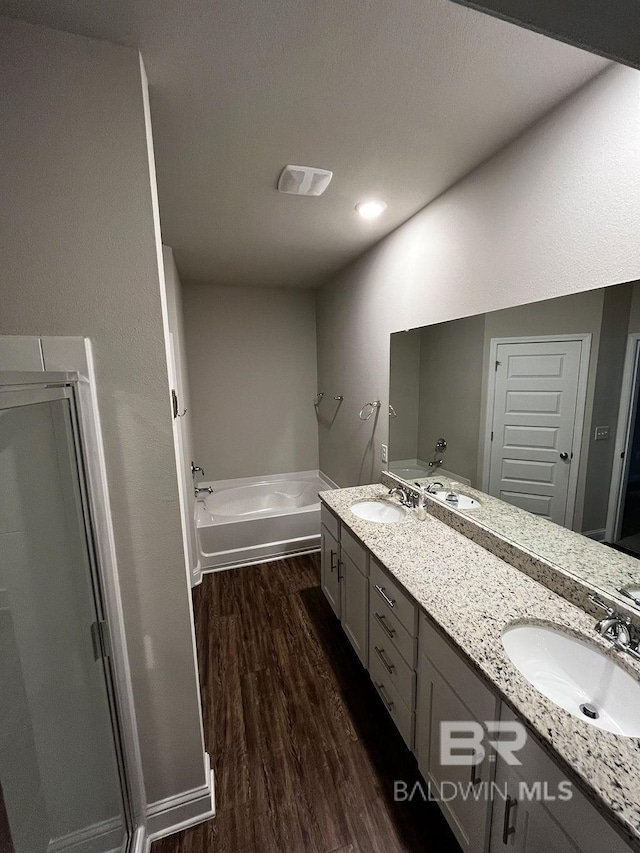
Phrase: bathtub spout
[{"left": 195, "top": 486, "right": 213, "bottom": 497}]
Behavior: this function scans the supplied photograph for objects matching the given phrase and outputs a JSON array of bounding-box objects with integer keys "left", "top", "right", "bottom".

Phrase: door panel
[
  {"left": 320, "top": 525, "right": 340, "bottom": 618},
  {"left": 340, "top": 553, "right": 368, "bottom": 665},
  {"left": 0, "top": 392, "right": 127, "bottom": 853},
  {"left": 488, "top": 340, "right": 584, "bottom": 526}
]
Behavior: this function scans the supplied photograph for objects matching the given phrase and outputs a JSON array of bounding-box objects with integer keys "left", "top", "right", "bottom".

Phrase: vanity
[{"left": 319, "top": 484, "right": 640, "bottom": 853}]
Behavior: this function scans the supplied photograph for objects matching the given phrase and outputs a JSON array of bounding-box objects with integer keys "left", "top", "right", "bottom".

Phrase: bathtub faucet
[{"left": 195, "top": 486, "right": 213, "bottom": 496}]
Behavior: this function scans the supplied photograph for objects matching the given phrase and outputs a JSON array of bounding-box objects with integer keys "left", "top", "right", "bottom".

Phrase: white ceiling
[{"left": 0, "top": 0, "right": 609, "bottom": 288}]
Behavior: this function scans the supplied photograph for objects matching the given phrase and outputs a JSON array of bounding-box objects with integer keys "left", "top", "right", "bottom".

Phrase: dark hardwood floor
[{"left": 152, "top": 554, "right": 461, "bottom": 853}]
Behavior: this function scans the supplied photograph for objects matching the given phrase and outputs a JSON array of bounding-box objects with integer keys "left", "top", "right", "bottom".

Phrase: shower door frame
[{"left": 0, "top": 366, "right": 144, "bottom": 852}]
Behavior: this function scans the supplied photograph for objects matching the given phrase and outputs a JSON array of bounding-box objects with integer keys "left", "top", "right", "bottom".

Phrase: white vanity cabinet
[
  {"left": 489, "top": 706, "right": 632, "bottom": 853},
  {"left": 320, "top": 505, "right": 369, "bottom": 665},
  {"left": 319, "top": 503, "right": 634, "bottom": 853},
  {"left": 416, "top": 613, "right": 499, "bottom": 853}
]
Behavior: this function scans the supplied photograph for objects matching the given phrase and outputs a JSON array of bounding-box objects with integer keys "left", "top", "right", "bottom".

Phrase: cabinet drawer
[
  {"left": 370, "top": 615, "right": 415, "bottom": 708},
  {"left": 369, "top": 650, "right": 414, "bottom": 750},
  {"left": 340, "top": 526, "right": 368, "bottom": 575},
  {"left": 370, "top": 558, "right": 417, "bottom": 636},
  {"left": 321, "top": 503, "right": 339, "bottom": 540},
  {"left": 419, "top": 613, "right": 497, "bottom": 723},
  {"left": 370, "top": 601, "right": 416, "bottom": 668}
]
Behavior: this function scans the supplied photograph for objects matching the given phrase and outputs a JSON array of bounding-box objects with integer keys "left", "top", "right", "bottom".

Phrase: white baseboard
[
  {"left": 48, "top": 815, "right": 124, "bottom": 853},
  {"left": 144, "top": 754, "right": 215, "bottom": 849},
  {"left": 583, "top": 527, "right": 606, "bottom": 542},
  {"left": 202, "top": 544, "right": 320, "bottom": 574}
]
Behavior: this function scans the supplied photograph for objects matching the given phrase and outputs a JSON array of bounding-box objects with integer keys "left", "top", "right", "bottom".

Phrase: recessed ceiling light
[{"left": 356, "top": 199, "right": 387, "bottom": 220}]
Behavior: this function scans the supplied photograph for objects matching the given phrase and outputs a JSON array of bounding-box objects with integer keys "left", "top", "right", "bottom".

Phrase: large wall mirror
[{"left": 389, "top": 281, "right": 640, "bottom": 609}]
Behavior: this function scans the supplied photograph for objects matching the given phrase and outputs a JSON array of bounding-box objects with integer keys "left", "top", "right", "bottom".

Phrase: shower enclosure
[{"left": 0, "top": 374, "right": 131, "bottom": 853}]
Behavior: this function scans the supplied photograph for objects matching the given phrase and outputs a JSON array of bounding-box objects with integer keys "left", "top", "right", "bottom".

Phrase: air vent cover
[{"left": 277, "top": 165, "right": 333, "bottom": 196}]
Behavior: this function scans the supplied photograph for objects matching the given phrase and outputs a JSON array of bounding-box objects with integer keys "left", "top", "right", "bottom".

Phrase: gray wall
[
  {"left": 388, "top": 329, "right": 421, "bottom": 461},
  {"left": 417, "top": 315, "right": 485, "bottom": 483},
  {"left": 0, "top": 18, "right": 206, "bottom": 806},
  {"left": 184, "top": 283, "right": 319, "bottom": 481},
  {"left": 317, "top": 64, "right": 640, "bottom": 487},
  {"left": 582, "top": 284, "right": 634, "bottom": 533}
]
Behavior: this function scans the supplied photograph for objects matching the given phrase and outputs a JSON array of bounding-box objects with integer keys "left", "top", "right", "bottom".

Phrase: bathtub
[{"left": 196, "top": 470, "right": 335, "bottom": 571}]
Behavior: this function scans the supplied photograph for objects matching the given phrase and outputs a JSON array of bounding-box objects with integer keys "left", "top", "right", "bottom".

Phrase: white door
[{"left": 487, "top": 339, "right": 587, "bottom": 526}]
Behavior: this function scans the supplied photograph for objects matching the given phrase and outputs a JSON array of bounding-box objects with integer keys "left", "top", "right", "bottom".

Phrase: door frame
[
  {"left": 605, "top": 333, "right": 640, "bottom": 542},
  {"left": 481, "top": 334, "right": 592, "bottom": 528},
  {"left": 0, "top": 341, "right": 146, "bottom": 851}
]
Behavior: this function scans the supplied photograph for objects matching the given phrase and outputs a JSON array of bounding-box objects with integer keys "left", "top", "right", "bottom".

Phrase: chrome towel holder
[{"left": 359, "top": 400, "right": 381, "bottom": 420}]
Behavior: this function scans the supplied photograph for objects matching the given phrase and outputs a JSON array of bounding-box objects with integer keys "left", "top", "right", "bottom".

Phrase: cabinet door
[
  {"left": 321, "top": 524, "right": 341, "bottom": 618},
  {"left": 416, "top": 654, "right": 493, "bottom": 853},
  {"left": 340, "top": 552, "right": 368, "bottom": 665},
  {"left": 489, "top": 765, "right": 580, "bottom": 853},
  {"left": 489, "top": 706, "right": 632, "bottom": 853}
]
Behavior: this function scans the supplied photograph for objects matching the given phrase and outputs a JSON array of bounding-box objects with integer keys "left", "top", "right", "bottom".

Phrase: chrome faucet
[
  {"left": 195, "top": 486, "right": 213, "bottom": 497},
  {"left": 589, "top": 594, "right": 640, "bottom": 662},
  {"left": 425, "top": 481, "right": 443, "bottom": 495},
  {"left": 388, "top": 486, "right": 416, "bottom": 508}
]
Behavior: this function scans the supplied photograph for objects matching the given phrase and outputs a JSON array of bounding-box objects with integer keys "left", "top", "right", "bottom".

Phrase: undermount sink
[
  {"left": 430, "top": 490, "right": 481, "bottom": 510},
  {"left": 350, "top": 500, "right": 407, "bottom": 523},
  {"left": 502, "top": 623, "right": 640, "bottom": 737}
]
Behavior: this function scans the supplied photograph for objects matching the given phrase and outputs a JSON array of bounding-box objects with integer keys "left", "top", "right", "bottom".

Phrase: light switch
[{"left": 594, "top": 426, "right": 610, "bottom": 441}]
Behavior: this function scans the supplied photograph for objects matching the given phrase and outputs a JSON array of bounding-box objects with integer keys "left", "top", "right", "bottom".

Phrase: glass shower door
[{"left": 0, "top": 385, "right": 129, "bottom": 853}]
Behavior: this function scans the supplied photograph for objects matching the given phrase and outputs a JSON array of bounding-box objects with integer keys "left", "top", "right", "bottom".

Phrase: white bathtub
[{"left": 196, "top": 470, "right": 334, "bottom": 571}]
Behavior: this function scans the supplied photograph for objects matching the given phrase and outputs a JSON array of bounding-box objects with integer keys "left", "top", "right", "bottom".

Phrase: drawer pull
[
  {"left": 374, "top": 645, "right": 395, "bottom": 674},
  {"left": 337, "top": 560, "right": 343, "bottom": 582},
  {"left": 374, "top": 584, "right": 396, "bottom": 608},
  {"left": 375, "top": 682, "right": 394, "bottom": 711},
  {"left": 330, "top": 549, "right": 337, "bottom": 572},
  {"left": 374, "top": 611, "right": 396, "bottom": 638},
  {"left": 502, "top": 796, "right": 517, "bottom": 845}
]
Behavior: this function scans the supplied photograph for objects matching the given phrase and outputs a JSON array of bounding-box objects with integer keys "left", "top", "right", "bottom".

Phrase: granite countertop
[
  {"left": 411, "top": 474, "right": 640, "bottom": 603},
  {"left": 320, "top": 483, "right": 640, "bottom": 850}
]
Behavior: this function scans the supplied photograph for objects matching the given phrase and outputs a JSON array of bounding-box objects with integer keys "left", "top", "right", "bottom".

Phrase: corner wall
[
  {"left": 0, "top": 17, "right": 207, "bottom": 812},
  {"left": 317, "top": 64, "right": 640, "bottom": 487}
]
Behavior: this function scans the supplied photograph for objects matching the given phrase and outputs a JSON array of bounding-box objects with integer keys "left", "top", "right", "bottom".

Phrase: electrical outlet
[
  {"left": 381, "top": 444, "right": 388, "bottom": 464},
  {"left": 594, "top": 425, "right": 610, "bottom": 442}
]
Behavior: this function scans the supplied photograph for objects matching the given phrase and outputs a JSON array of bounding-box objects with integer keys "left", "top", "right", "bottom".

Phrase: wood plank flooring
[{"left": 151, "top": 554, "right": 461, "bottom": 853}]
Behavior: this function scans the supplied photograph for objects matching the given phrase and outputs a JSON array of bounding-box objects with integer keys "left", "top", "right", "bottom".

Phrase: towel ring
[
  {"left": 388, "top": 404, "right": 398, "bottom": 419},
  {"left": 359, "top": 400, "right": 381, "bottom": 420}
]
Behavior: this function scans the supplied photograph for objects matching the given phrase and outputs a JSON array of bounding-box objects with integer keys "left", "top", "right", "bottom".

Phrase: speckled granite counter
[
  {"left": 404, "top": 474, "right": 640, "bottom": 618},
  {"left": 320, "top": 483, "right": 640, "bottom": 850}
]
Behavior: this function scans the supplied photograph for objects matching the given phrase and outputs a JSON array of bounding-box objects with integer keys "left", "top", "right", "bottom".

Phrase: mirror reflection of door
[{"left": 485, "top": 336, "right": 590, "bottom": 527}]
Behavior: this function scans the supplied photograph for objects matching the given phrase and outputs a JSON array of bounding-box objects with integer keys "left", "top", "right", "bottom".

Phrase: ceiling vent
[{"left": 277, "top": 165, "right": 333, "bottom": 196}]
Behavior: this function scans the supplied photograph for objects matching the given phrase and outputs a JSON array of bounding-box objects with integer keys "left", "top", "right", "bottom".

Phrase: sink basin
[
  {"left": 350, "top": 500, "right": 407, "bottom": 523},
  {"left": 431, "top": 490, "right": 480, "bottom": 510},
  {"left": 502, "top": 623, "right": 640, "bottom": 737}
]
